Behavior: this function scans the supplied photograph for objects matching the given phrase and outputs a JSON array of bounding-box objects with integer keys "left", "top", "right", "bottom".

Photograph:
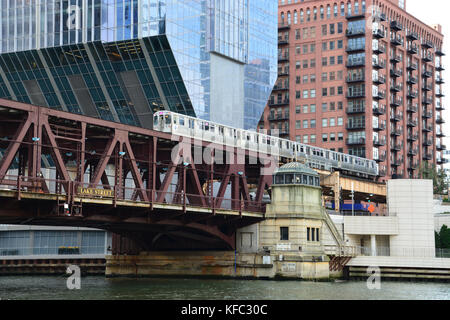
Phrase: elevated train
[{"left": 153, "top": 111, "right": 379, "bottom": 179}]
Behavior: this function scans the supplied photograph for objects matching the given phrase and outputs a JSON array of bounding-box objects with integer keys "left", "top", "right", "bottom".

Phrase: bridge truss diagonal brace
[
  {"left": 88, "top": 129, "right": 148, "bottom": 201},
  {"left": 0, "top": 112, "right": 33, "bottom": 180}
]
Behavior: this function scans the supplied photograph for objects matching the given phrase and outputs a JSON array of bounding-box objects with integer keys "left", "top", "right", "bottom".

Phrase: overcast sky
[{"left": 406, "top": 0, "right": 450, "bottom": 147}]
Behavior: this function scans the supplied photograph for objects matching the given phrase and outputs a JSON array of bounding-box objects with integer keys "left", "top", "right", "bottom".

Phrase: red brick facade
[{"left": 259, "top": 0, "right": 445, "bottom": 180}]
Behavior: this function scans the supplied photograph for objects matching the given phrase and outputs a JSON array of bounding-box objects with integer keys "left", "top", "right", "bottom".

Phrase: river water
[{"left": 0, "top": 276, "right": 449, "bottom": 300}]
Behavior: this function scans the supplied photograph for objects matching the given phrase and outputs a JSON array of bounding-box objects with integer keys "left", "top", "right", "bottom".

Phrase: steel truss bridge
[{"left": 0, "top": 99, "right": 277, "bottom": 252}]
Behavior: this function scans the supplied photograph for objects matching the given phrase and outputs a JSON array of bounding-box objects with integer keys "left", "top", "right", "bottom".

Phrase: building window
[
  {"left": 280, "top": 227, "right": 289, "bottom": 241},
  {"left": 307, "top": 227, "right": 320, "bottom": 242},
  {"left": 303, "top": 120, "right": 308, "bottom": 128}
]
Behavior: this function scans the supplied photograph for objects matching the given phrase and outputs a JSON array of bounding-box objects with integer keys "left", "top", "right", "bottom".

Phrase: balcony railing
[
  {"left": 278, "top": 54, "right": 289, "bottom": 62},
  {"left": 390, "top": 36, "right": 402, "bottom": 46},
  {"left": 278, "top": 23, "right": 291, "bottom": 30},
  {"left": 390, "top": 68, "right": 402, "bottom": 78},
  {"left": 346, "top": 91, "right": 366, "bottom": 99},
  {"left": 373, "top": 74, "right": 386, "bottom": 84},
  {"left": 375, "top": 152, "right": 387, "bottom": 162},
  {"left": 373, "top": 44, "right": 386, "bottom": 54},
  {"left": 408, "top": 161, "right": 419, "bottom": 170},
  {"left": 268, "top": 113, "right": 290, "bottom": 121},
  {"left": 407, "top": 32, "right": 419, "bottom": 41},
  {"left": 407, "top": 133, "right": 419, "bottom": 141},
  {"left": 390, "top": 83, "right": 402, "bottom": 92},
  {"left": 346, "top": 74, "right": 365, "bottom": 83},
  {"left": 346, "top": 138, "right": 366, "bottom": 145},
  {"left": 372, "top": 28, "right": 385, "bottom": 39},
  {"left": 422, "top": 54, "right": 433, "bottom": 62},
  {"left": 373, "top": 90, "right": 386, "bottom": 100},
  {"left": 373, "top": 138, "right": 386, "bottom": 147},
  {"left": 436, "top": 90, "right": 445, "bottom": 98},
  {"left": 407, "top": 104, "right": 418, "bottom": 113},
  {"left": 407, "top": 62, "right": 418, "bottom": 70},
  {"left": 407, "top": 45, "right": 418, "bottom": 55},
  {"left": 422, "top": 97, "right": 433, "bottom": 105},
  {"left": 437, "top": 116, "right": 446, "bottom": 124},
  {"left": 372, "top": 59, "right": 385, "bottom": 69},
  {"left": 390, "top": 112, "right": 403, "bottom": 122},
  {"left": 373, "top": 107, "right": 386, "bottom": 115},
  {"left": 346, "top": 122, "right": 366, "bottom": 130},
  {"left": 346, "top": 44, "right": 366, "bottom": 53},
  {"left": 407, "top": 90, "right": 418, "bottom": 99},
  {"left": 272, "top": 84, "right": 290, "bottom": 91},
  {"left": 347, "top": 59, "right": 366, "bottom": 67},
  {"left": 390, "top": 128, "right": 403, "bottom": 136},
  {"left": 390, "top": 55, "right": 402, "bottom": 63},
  {"left": 346, "top": 28, "right": 365, "bottom": 36},
  {"left": 390, "top": 97, "right": 403, "bottom": 107},
  {"left": 422, "top": 40, "right": 433, "bottom": 48},
  {"left": 407, "top": 118, "right": 418, "bottom": 127},
  {"left": 390, "top": 143, "right": 403, "bottom": 151},
  {"left": 423, "top": 70, "right": 433, "bottom": 78},
  {"left": 269, "top": 99, "right": 289, "bottom": 106},
  {"left": 407, "top": 76, "right": 418, "bottom": 84},
  {"left": 436, "top": 76, "right": 445, "bottom": 84},
  {"left": 346, "top": 106, "right": 365, "bottom": 114},
  {"left": 373, "top": 121, "right": 386, "bottom": 131},
  {"left": 422, "top": 125, "right": 433, "bottom": 132},
  {"left": 391, "top": 21, "right": 403, "bottom": 31},
  {"left": 407, "top": 147, "right": 419, "bottom": 156}
]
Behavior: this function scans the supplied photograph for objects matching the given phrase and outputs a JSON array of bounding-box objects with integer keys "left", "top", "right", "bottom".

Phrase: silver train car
[{"left": 153, "top": 111, "right": 379, "bottom": 178}]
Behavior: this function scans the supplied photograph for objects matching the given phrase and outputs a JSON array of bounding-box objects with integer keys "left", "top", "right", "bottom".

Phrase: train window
[
  {"left": 204, "top": 123, "right": 209, "bottom": 131},
  {"left": 309, "top": 176, "right": 314, "bottom": 185},
  {"left": 165, "top": 114, "right": 171, "bottom": 124},
  {"left": 153, "top": 116, "right": 158, "bottom": 126},
  {"left": 189, "top": 119, "right": 194, "bottom": 129},
  {"left": 315, "top": 177, "right": 320, "bottom": 186},
  {"left": 210, "top": 124, "right": 215, "bottom": 132},
  {"left": 219, "top": 126, "right": 224, "bottom": 135},
  {"left": 179, "top": 117, "right": 185, "bottom": 126},
  {"left": 302, "top": 175, "right": 308, "bottom": 184},
  {"left": 295, "top": 174, "right": 301, "bottom": 183},
  {"left": 173, "top": 116, "right": 178, "bottom": 124}
]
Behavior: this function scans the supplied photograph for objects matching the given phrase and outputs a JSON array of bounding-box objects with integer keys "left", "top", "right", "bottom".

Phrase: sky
[{"left": 406, "top": 0, "right": 450, "bottom": 149}]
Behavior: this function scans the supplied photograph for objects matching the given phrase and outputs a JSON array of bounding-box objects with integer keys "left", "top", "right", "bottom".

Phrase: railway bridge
[{"left": 0, "top": 99, "right": 386, "bottom": 254}]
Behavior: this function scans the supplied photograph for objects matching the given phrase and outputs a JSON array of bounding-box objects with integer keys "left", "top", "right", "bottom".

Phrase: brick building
[{"left": 259, "top": 0, "right": 445, "bottom": 180}]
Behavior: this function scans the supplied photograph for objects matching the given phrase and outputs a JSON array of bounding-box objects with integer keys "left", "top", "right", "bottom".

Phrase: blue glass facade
[{"left": 0, "top": 0, "right": 277, "bottom": 129}]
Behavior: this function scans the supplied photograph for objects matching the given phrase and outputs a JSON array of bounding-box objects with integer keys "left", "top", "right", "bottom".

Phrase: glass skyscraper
[{"left": 0, "top": 0, "right": 278, "bottom": 129}]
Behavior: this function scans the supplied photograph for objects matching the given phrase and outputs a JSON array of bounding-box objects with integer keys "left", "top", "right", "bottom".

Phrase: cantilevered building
[
  {"left": 0, "top": 0, "right": 278, "bottom": 130},
  {"left": 259, "top": 0, "right": 446, "bottom": 180}
]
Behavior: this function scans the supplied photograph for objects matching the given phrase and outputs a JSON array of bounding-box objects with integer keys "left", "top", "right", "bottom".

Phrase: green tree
[
  {"left": 435, "top": 231, "right": 441, "bottom": 248},
  {"left": 419, "top": 162, "right": 449, "bottom": 195},
  {"left": 438, "top": 225, "right": 450, "bottom": 249}
]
